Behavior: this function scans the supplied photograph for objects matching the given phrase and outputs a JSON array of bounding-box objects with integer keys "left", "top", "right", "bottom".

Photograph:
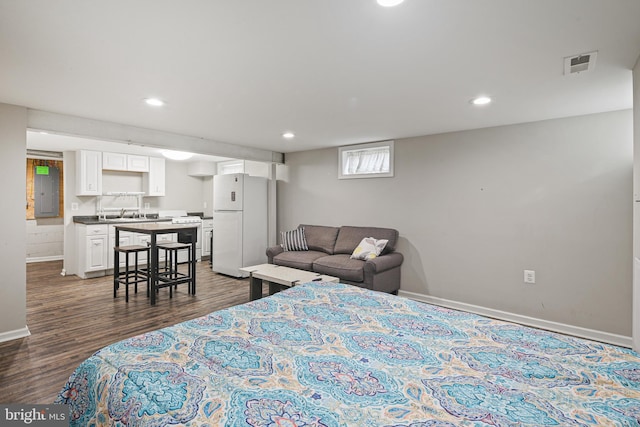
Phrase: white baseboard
[
  {"left": 398, "top": 290, "right": 633, "bottom": 348},
  {"left": 0, "top": 326, "right": 31, "bottom": 343},
  {"left": 26, "top": 255, "right": 63, "bottom": 263}
]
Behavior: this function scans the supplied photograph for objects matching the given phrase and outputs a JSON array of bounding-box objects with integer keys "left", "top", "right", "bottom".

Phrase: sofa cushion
[
  {"left": 313, "top": 254, "right": 365, "bottom": 282},
  {"left": 281, "top": 228, "right": 308, "bottom": 251},
  {"left": 273, "top": 250, "right": 327, "bottom": 271},
  {"left": 299, "top": 224, "right": 340, "bottom": 254},
  {"left": 334, "top": 226, "right": 399, "bottom": 255},
  {"left": 351, "top": 237, "right": 388, "bottom": 260}
]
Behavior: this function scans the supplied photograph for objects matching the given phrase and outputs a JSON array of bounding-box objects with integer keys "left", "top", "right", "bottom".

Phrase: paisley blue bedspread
[{"left": 56, "top": 282, "right": 640, "bottom": 426}]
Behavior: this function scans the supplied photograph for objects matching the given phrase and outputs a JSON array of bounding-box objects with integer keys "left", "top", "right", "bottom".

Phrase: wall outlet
[
  {"left": 524, "top": 270, "right": 536, "bottom": 284},
  {"left": 203, "top": 201, "right": 207, "bottom": 209},
  {"left": 71, "top": 203, "right": 78, "bottom": 211},
  {"left": 144, "top": 203, "right": 150, "bottom": 209}
]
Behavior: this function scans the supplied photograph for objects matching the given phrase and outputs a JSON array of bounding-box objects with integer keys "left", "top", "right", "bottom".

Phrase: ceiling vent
[
  {"left": 27, "top": 149, "right": 63, "bottom": 159},
  {"left": 564, "top": 51, "right": 597, "bottom": 75}
]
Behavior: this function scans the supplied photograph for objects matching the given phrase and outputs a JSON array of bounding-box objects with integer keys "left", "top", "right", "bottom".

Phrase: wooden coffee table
[{"left": 240, "top": 263, "right": 339, "bottom": 301}]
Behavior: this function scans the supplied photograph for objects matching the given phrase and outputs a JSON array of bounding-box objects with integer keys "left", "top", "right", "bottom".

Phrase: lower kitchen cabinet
[
  {"left": 76, "top": 224, "right": 108, "bottom": 278},
  {"left": 202, "top": 220, "right": 213, "bottom": 258},
  {"left": 86, "top": 236, "right": 107, "bottom": 271},
  {"left": 135, "top": 234, "right": 152, "bottom": 264},
  {"left": 76, "top": 222, "right": 178, "bottom": 278},
  {"left": 108, "top": 227, "right": 134, "bottom": 269}
]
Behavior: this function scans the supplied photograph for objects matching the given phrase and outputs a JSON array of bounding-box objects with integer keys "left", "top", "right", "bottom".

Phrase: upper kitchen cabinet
[
  {"left": 76, "top": 150, "right": 102, "bottom": 196},
  {"left": 103, "top": 152, "right": 149, "bottom": 172},
  {"left": 102, "top": 152, "right": 127, "bottom": 171},
  {"left": 127, "top": 154, "right": 149, "bottom": 172},
  {"left": 143, "top": 157, "right": 166, "bottom": 196},
  {"left": 187, "top": 160, "right": 216, "bottom": 177},
  {"left": 217, "top": 160, "right": 270, "bottom": 178}
]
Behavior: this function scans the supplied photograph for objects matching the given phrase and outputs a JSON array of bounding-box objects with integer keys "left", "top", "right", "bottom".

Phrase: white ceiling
[{"left": 2, "top": 0, "right": 640, "bottom": 156}]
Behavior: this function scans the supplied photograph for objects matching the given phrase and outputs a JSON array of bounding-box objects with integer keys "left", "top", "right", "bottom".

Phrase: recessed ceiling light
[
  {"left": 471, "top": 96, "right": 492, "bottom": 106},
  {"left": 377, "top": 0, "right": 404, "bottom": 7},
  {"left": 144, "top": 98, "right": 165, "bottom": 107},
  {"left": 161, "top": 150, "right": 193, "bottom": 161},
  {"left": 282, "top": 132, "right": 295, "bottom": 139}
]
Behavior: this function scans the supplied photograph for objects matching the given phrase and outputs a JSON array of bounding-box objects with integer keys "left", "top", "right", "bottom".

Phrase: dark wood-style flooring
[{"left": 0, "top": 260, "right": 256, "bottom": 404}]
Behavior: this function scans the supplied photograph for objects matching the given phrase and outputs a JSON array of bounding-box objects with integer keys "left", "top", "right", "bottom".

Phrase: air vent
[
  {"left": 27, "top": 149, "right": 63, "bottom": 159},
  {"left": 564, "top": 51, "right": 597, "bottom": 75}
]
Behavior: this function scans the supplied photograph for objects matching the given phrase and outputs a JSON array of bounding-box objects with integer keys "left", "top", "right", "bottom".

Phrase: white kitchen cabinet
[
  {"left": 108, "top": 226, "right": 134, "bottom": 269},
  {"left": 134, "top": 234, "right": 152, "bottom": 263},
  {"left": 143, "top": 157, "right": 166, "bottom": 196},
  {"left": 127, "top": 154, "right": 149, "bottom": 172},
  {"left": 155, "top": 231, "right": 176, "bottom": 263},
  {"left": 107, "top": 222, "right": 175, "bottom": 268},
  {"left": 76, "top": 150, "right": 102, "bottom": 196},
  {"left": 103, "top": 152, "right": 150, "bottom": 172},
  {"left": 188, "top": 161, "right": 216, "bottom": 177},
  {"left": 202, "top": 219, "right": 213, "bottom": 257},
  {"left": 76, "top": 224, "right": 108, "bottom": 278},
  {"left": 216, "top": 160, "right": 270, "bottom": 178},
  {"left": 102, "top": 152, "right": 128, "bottom": 171},
  {"left": 76, "top": 221, "right": 180, "bottom": 279},
  {"left": 86, "top": 236, "right": 108, "bottom": 270}
]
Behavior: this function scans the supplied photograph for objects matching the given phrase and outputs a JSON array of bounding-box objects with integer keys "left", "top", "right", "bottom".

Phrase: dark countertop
[
  {"left": 73, "top": 215, "right": 172, "bottom": 225},
  {"left": 187, "top": 212, "right": 212, "bottom": 220}
]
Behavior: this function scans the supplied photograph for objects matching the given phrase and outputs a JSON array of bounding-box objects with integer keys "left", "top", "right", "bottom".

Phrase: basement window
[{"left": 338, "top": 140, "right": 394, "bottom": 179}]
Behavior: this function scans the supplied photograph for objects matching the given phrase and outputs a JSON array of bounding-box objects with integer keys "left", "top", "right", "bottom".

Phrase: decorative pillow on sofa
[
  {"left": 350, "top": 237, "right": 388, "bottom": 260},
  {"left": 281, "top": 228, "right": 309, "bottom": 251}
]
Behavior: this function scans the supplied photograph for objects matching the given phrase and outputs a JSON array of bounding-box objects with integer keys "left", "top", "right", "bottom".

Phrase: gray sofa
[{"left": 266, "top": 224, "right": 403, "bottom": 294}]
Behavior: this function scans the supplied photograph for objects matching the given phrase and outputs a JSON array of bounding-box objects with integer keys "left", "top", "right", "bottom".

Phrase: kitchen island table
[{"left": 114, "top": 223, "right": 197, "bottom": 305}]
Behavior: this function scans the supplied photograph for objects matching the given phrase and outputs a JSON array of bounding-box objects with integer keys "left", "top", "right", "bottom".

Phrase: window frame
[{"left": 338, "top": 140, "right": 394, "bottom": 180}]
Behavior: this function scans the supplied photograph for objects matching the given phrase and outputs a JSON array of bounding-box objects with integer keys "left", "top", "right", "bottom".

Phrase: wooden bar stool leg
[
  {"left": 189, "top": 246, "right": 194, "bottom": 294},
  {"left": 174, "top": 248, "right": 179, "bottom": 291},
  {"left": 168, "top": 247, "right": 172, "bottom": 297},
  {"left": 164, "top": 247, "right": 169, "bottom": 274},
  {"left": 146, "top": 248, "right": 151, "bottom": 298},
  {"left": 113, "top": 246, "right": 119, "bottom": 298},
  {"left": 125, "top": 251, "right": 130, "bottom": 303},
  {"left": 134, "top": 251, "right": 139, "bottom": 295}
]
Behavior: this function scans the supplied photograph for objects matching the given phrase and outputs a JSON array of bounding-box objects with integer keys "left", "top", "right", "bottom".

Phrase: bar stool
[
  {"left": 113, "top": 245, "right": 150, "bottom": 302},
  {"left": 156, "top": 242, "right": 194, "bottom": 297}
]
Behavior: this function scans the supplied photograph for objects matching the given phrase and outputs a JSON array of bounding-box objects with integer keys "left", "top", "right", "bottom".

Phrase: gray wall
[
  {"left": 26, "top": 218, "right": 64, "bottom": 261},
  {"left": 143, "top": 160, "right": 209, "bottom": 213},
  {"left": 203, "top": 175, "right": 213, "bottom": 217},
  {"left": 278, "top": 110, "right": 633, "bottom": 336},
  {"left": 0, "top": 103, "right": 27, "bottom": 338}
]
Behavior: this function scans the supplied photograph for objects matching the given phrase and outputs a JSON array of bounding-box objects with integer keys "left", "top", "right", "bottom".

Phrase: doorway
[{"left": 26, "top": 155, "right": 65, "bottom": 263}]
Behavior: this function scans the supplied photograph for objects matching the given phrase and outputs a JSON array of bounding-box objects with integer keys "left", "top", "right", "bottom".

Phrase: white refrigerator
[{"left": 212, "top": 173, "right": 268, "bottom": 277}]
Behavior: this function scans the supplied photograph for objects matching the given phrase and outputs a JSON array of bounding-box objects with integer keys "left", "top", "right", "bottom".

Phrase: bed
[{"left": 56, "top": 282, "right": 640, "bottom": 426}]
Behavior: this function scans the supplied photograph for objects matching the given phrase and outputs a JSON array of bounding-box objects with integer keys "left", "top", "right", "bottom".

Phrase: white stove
[
  {"left": 158, "top": 210, "right": 202, "bottom": 224},
  {"left": 158, "top": 210, "right": 203, "bottom": 261},
  {"left": 171, "top": 216, "right": 202, "bottom": 224}
]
